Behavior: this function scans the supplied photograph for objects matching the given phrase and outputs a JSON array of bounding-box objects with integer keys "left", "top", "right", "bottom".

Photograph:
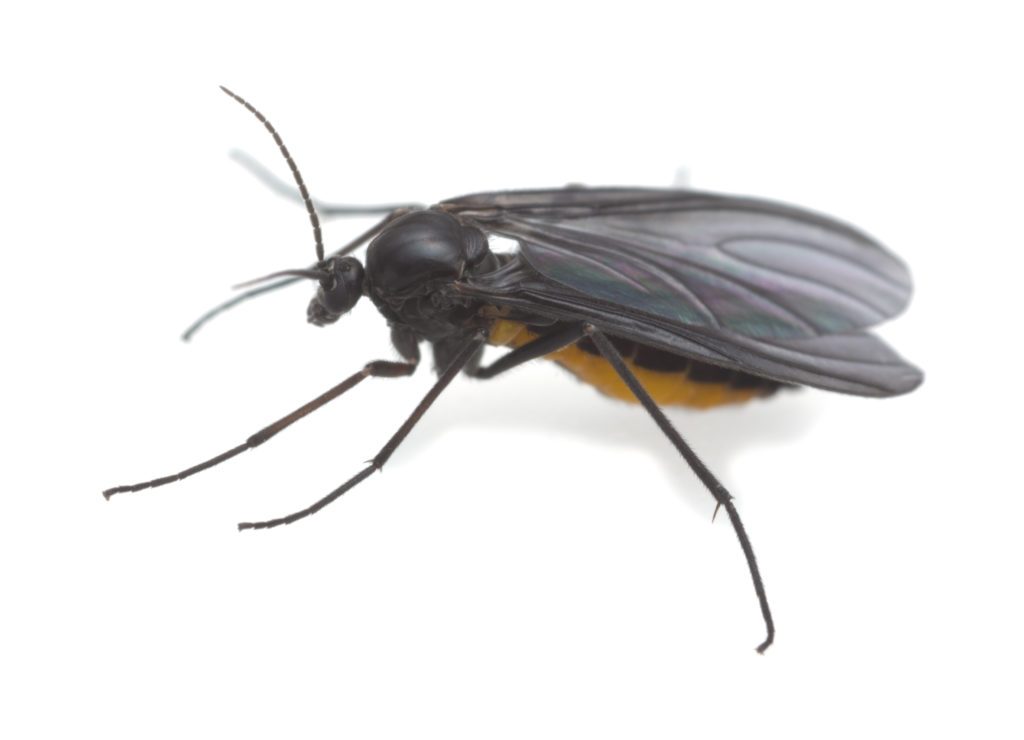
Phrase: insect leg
[
  {"left": 237, "top": 330, "right": 488, "bottom": 531},
  {"left": 182, "top": 210, "right": 414, "bottom": 341},
  {"left": 469, "top": 324, "right": 588, "bottom": 378},
  {"left": 584, "top": 325, "right": 775, "bottom": 654},
  {"left": 229, "top": 150, "right": 423, "bottom": 217},
  {"left": 103, "top": 359, "right": 418, "bottom": 499}
]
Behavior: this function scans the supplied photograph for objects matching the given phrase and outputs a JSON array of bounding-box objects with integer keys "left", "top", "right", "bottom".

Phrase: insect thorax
[{"left": 364, "top": 210, "right": 498, "bottom": 341}]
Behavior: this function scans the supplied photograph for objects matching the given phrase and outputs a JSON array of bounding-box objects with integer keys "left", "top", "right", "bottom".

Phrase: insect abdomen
[{"left": 489, "top": 320, "right": 782, "bottom": 408}]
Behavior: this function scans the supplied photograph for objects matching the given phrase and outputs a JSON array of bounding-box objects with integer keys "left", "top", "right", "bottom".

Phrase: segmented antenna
[{"left": 219, "top": 86, "right": 325, "bottom": 263}]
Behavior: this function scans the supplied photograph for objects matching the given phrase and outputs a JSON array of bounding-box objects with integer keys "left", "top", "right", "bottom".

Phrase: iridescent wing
[{"left": 443, "top": 188, "right": 921, "bottom": 395}]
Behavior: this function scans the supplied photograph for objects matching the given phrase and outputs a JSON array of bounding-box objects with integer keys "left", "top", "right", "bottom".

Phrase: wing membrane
[
  {"left": 443, "top": 188, "right": 912, "bottom": 340},
  {"left": 455, "top": 271, "right": 921, "bottom": 395},
  {"left": 444, "top": 188, "right": 920, "bottom": 395}
]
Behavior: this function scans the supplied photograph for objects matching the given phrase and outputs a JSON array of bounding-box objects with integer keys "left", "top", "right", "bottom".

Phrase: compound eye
[{"left": 309, "top": 257, "right": 364, "bottom": 325}]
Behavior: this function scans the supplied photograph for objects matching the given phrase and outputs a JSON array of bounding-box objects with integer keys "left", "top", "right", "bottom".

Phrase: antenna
[{"left": 219, "top": 86, "right": 325, "bottom": 263}]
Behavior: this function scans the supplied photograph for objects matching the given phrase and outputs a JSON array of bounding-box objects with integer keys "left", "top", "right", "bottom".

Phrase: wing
[
  {"left": 441, "top": 188, "right": 921, "bottom": 396},
  {"left": 443, "top": 188, "right": 911, "bottom": 340}
]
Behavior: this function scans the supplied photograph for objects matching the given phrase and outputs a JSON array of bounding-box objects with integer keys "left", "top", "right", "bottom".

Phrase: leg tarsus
[
  {"left": 103, "top": 359, "right": 417, "bottom": 499},
  {"left": 238, "top": 464, "right": 378, "bottom": 531},
  {"left": 237, "top": 331, "right": 486, "bottom": 531},
  {"left": 584, "top": 325, "right": 775, "bottom": 653}
]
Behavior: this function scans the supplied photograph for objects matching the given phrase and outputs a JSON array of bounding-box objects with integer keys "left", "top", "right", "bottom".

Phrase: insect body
[
  {"left": 105, "top": 88, "right": 921, "bottom": 653},
  {"left": 489, "top": 320, "right": 784, "bottom": 408}
]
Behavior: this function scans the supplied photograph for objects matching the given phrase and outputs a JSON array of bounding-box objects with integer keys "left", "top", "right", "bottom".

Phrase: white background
[{"left": 3, "top": 2, "right": 1021, "bottom": 737}]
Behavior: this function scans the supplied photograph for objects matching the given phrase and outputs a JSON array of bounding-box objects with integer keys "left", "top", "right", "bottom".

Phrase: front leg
[
  {"left": 447, "top": 323, "right": 588, "bottom": 380},
  {"left": 103, "top": 356, "right": 419, "bottom": 499},
  {"left": 105, "top": 325, "right": 421, "bottom": 500},
  {"left": 239, "top": 331, "right": 488, "bottom": 530}
]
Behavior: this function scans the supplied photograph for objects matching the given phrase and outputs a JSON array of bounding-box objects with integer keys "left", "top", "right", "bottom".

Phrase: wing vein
[
  {"left": 516, "top": 223, "right": 723, "bottom": 328},
  {"left": 717, "top": 239, "right": 895, "bottom": 317},
  {"left": 552, "top": 224, "right": 821, "bottom": 335}
]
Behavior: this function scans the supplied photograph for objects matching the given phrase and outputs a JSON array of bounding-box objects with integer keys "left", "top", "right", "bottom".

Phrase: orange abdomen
[{"left": 489, "top": 320, "right": 782, "bottom": 409}]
